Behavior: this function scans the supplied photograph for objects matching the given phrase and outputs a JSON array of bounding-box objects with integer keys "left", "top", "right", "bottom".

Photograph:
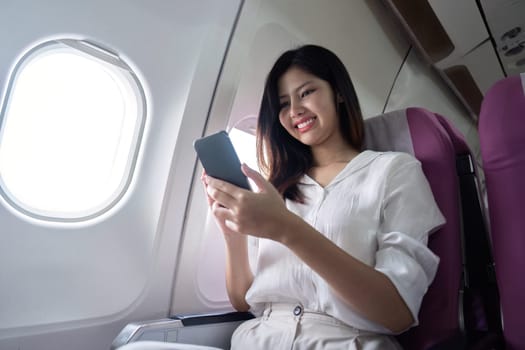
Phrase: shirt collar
[{"left": 299, "top": 150, "right": 381, "bottom": 188}]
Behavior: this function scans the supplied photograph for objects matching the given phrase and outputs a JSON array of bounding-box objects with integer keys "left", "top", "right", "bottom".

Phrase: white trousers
[{"left": 231, "top": 303, "right": 403, "bottom": 350}]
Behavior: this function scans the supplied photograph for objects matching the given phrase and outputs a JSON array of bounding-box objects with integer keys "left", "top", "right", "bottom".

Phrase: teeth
[{"left": 297, "top": 118, "right": 315, "bottom": 129}]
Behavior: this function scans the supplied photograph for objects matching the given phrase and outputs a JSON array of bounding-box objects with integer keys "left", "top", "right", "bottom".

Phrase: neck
[{"left": 311, "top": 144, "right": 359, "bottom": 167}]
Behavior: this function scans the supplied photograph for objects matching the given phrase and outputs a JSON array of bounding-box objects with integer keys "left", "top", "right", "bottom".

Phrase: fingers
[
  {"left": 241, "top": 163, "right": 271, "bottom": 193},
  {"left": 206, "top": 177, "right": 239, "bottom": 209},
  {"left": 205, "top": 173, "right": 251, "bottom": 204},
  {"left": 200, "top": 170, "right": 214, "bottom": 206},
  {"left": 211, "top": 201, "right": 239, "bottom": 232},
  {"left": 204, "top": 171, "right": 246, "bottom": 236},
  {"left": 200, "top": 169, "right": 207, "bottom": 186},
  {"left": 208, "top": 178, "right": 251, "bottom": 233}
]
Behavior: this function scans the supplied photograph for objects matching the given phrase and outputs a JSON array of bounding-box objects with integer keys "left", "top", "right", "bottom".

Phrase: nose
[{"left": 289, "top": 98, "right": 305, "bottom": 118}]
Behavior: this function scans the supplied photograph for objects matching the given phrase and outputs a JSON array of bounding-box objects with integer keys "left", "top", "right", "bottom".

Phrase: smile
[{"left": 295, "top": 117, "right": 316, "bottom": 129}]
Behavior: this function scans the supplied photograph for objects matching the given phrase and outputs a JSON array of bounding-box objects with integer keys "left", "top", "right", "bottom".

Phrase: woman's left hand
[{"left": 205, "top": 164, "right": 291, "bottom": 241}]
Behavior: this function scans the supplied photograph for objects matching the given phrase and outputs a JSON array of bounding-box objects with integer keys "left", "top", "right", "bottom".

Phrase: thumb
[{"left": 241, "top": 163, "right": 269, "bottom": 191}]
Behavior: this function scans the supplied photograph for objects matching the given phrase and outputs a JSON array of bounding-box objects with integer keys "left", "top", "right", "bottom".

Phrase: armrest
[
  {"left": 114, "top": 341, "right": 222, "bottom": 350},
  {"left": 116, "top": 341, "right": 222, "bottom": 350},
  {"left": 111, "top": 312, "right": 254, "bottom": 350},
  {"left": 176, "top": 311, "right": 254, "bottom": 327}
]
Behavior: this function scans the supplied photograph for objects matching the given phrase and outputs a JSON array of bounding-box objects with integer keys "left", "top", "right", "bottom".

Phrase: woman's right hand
[{"left": 200, "top": 170, "right": 242, "bottom": 241}]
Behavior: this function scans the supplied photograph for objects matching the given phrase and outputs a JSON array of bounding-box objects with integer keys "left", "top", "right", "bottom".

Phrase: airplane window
[
  {"left": 0, "top": 39, "right": 145, "bottom": 221},
  {"left": 229, "top": 127, "right": 258, "bottom": 171},
  {"left": 229, "top": 117, "right": 260, "bottom": 189}
]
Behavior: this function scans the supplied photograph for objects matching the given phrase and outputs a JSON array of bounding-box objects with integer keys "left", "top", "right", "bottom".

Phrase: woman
[{"left": 202, "top": 45, "right": 444, "bottom": 349}]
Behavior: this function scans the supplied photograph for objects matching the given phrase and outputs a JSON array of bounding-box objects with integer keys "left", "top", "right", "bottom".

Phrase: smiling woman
[
  {"left": 201, "top": 45, "right": 445, "bottom": 349},
  {"left": 0, "top": 39, "right": 145, "bottom": 221}
]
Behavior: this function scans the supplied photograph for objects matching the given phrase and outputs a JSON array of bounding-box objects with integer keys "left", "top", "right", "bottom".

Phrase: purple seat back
[
  {"left": 364, "top": 107, "right": 463, "bottom": 349},
  {"left": 479, "top": 73, "right": 525, "bottom": 350}
]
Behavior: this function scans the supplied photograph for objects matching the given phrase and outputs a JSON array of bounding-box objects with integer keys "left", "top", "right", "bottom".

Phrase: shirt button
[{"left": 293, "top": 305, "right": 302, "bottom": 316}]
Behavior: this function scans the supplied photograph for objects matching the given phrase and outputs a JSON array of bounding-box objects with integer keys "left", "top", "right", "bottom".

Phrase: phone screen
[{"left": 193, "top": 131, "right": 251, "bottom": 190}]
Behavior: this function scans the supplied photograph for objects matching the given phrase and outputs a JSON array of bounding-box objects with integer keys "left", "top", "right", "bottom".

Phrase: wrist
[
  {"left": 224, "top": 232, "right": 247, "bottom": 247},
  {"left": 276, "top": 211, "right": 303, "bottom": 246}
]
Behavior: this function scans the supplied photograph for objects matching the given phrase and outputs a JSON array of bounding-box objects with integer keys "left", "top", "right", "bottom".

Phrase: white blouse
[{"left": 245, "top": 150, "right": 445, "bottom": 334}]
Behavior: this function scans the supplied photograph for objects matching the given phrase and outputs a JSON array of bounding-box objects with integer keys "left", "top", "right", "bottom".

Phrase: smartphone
[{"left": 194, "top": 130, "right": 251, "bottom": 190}]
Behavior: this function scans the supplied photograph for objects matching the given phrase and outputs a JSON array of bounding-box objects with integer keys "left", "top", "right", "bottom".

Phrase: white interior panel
[
  {"left": 450, "top": 41, "right": 505, "bottom": 95},
  {"left": 0, "top": 1, "right": 241, "bottom": 349},
  {"left": 428, "top": 0, "right": 490, "bottom": 65},
  {"left": 384, "top": 49, "right": 482, "bottom": 162}
]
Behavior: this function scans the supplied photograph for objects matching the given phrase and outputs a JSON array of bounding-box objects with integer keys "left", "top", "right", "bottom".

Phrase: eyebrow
[{"left": 279, "top": 80, "right": 314, "bottom": 99}]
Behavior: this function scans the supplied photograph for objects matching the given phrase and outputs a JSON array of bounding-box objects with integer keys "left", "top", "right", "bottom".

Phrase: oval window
[{"left": 0, "top": 39, "right": 146, "bottom": 221}]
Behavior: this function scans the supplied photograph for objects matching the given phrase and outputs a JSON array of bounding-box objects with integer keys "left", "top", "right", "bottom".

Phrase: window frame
[{"left": 0, "top": 39, "right": 147, "bottom": 222}]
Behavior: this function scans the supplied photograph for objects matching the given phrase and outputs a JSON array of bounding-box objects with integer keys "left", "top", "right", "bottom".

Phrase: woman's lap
[{"left": 231, "top": 303, "right": 402, "bottom": 350}]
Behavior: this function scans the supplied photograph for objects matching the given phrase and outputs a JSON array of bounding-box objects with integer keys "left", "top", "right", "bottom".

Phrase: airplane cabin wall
[{"left": 0, "top": 1, "right": 241, "bottom": 349}]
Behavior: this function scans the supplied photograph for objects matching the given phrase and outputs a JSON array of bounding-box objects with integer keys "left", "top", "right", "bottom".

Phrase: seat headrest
[
  {"left": 364, "top": 107, "right": 469, "bottom": 158},
  {"left": 479, "top": 74, "right": 525, "bottom": 170},
  {"left": 363, "top": 109, "right": 415, "bottom": 155}
]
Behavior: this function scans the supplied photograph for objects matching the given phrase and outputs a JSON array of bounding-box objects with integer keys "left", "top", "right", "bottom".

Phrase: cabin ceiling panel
[
  {"left": 223, "top": 0, "right": 411, "bottom": 128},
  {"left": 479, "top": 0, "right": 525, "bottom": 77},
  {"left": 383, "top": 0, "right": 506, "bottom": 119}
]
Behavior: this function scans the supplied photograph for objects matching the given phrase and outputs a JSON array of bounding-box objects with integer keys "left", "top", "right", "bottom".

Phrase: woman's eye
[
  {"left": 279, "top": 101, "right": 290, "bottom": 109},
  {"left": 300, "top": 89, "right": 315, "bottom": 98}
]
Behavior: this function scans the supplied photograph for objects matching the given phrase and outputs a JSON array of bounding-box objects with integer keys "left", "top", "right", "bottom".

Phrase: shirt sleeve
[{"left": 374, "top": 153, "right": 445, "bottom": 331}]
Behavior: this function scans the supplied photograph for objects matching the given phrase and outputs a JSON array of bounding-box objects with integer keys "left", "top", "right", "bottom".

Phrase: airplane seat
[
  {"left": 364, "top": 107, "right": 501, "bottom": 349},
  {"left": 364, "top": 108, "right": 462, "bottom": 349},
  {"left": 478, "top": 73, "right": 525, "bottom": 350}
]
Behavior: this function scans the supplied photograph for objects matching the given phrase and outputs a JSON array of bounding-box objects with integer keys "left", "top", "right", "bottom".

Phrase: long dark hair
[{"left": 256, "top": 44, "right": 364, "bottom": 202}]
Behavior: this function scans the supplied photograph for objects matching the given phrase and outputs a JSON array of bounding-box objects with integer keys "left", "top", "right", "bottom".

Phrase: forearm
[
  {"left": 279, "top": 212, "right": 414, "bottom": 333},
  {"left": 224, "top": 235, "right": 254, "bottom": 312}
]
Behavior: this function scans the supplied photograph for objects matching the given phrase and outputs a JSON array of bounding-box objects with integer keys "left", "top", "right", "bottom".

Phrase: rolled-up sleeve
[{"left": 374, "top": 154, "right": 445, "bottom": 328}]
